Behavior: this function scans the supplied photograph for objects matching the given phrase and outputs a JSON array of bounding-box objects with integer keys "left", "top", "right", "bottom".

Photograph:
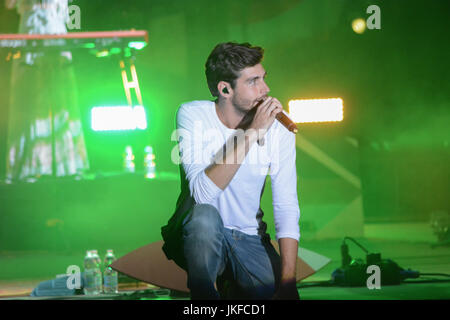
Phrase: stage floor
[{"left": 1, "top": 222, "right": 449, "bottom": 300}]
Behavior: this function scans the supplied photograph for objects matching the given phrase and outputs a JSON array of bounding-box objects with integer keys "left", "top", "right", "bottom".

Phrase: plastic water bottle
[
  {"left": 91, "top": 250, "right": 103, "bottom": 293},
  {"left": 83, "top": 250, "right": 95, "bottom": 295},
  {"left": 83, "top": 250, "right": 102, "bottom": 295},
  {"left": 123, "top": 146, "right": 135, "bottom": 173},
  {"left": 103, "top": 249, "right": 119, "bottom": 293},
  {"left": 143, "top": 145, "right": 156, "bottom": 179}
]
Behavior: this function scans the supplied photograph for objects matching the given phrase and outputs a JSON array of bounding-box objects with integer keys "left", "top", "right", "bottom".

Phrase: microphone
[
  {"left": 255, "top": 98, "right": 298, "bottom": 134},
  {"left": 276, "top": 111, "right": 298, "bottom": 134}
]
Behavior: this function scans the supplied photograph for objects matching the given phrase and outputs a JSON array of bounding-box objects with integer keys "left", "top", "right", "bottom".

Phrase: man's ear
[{"left": 217, "top": 81, "right": 232, "bottom": 97}]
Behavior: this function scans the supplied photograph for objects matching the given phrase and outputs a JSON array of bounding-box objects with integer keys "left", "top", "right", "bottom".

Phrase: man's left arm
[
  {"left": 268, "top": 120, "right": 301, "bottom": 299},
  {"left": 275, "top": 237, "right": 299, "bottom": 299}
]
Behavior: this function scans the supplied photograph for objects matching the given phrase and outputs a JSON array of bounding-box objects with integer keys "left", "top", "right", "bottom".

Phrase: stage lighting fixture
[
  {"left": 430, "top": 210, "right": 450, "bottom": 244},
  {"left": 288, "top": 98, "right": 344, "bottom": 123},
  {"left": 128, "top": 41, "right": 147, "bottom": 50},
  {"left": 95, "top": 49, "right": 109, "bottom": 58},
  {"left": 91, "top": 105, "right": 147, "bottom": 131},
  {"left": 352, "top": 18, "right": 366, "bottom": 34}
]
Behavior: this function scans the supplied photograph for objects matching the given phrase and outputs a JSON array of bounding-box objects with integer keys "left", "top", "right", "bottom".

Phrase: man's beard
[
  {"left": 232, "top": 96, "right": 259, "bottom": 130},
  {"left": 231, "top": 95, "right": 255, "bottom": 116}
]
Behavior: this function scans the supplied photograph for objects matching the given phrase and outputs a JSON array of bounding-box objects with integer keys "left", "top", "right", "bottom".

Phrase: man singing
[{"left": 162, "top": 42, "right": 300, "bottom": 300}]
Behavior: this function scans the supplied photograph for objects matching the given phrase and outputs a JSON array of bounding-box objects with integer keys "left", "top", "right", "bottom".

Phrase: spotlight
[
  {"left": 91, "top": 106, "right": 147, "bottom": 131},
  {"left": 352, "top": 18, "right": 366, "bottom": 34},
  {"left": 288, "top": 98, "right": 344, "bottom": 123}
]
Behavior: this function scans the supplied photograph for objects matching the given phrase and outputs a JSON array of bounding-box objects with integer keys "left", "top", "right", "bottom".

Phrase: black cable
[
  {"left": 296, "top": 280, "right": 334, "bottom": 288},
  {"left": 296, "top": 271, "right": 450, "bottom": 289},
  {"left": 404, "top": 279, "right": 450, "bottom": 284},
  {"left": 419, "top": 273, "right": 450, "bottom": 277},
  {"left": 344, "top": 236, "right": 369, "bottom": 254},
  {"left": 296, "top": 278, "right": 450, "bottom": 289}
]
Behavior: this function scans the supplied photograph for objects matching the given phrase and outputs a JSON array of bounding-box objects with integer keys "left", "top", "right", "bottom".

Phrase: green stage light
[
  {"left": 91, "top": 105, "right": 147, "bottom": 131},
  {"left": 288, "top": 98, "right": 344, "bottom": 123},
  {"left": 82, "top": 42, "right": 96, "bottom": 49},
  {"left": 110, "top": 47, "right": 122, "bottom": 55}
]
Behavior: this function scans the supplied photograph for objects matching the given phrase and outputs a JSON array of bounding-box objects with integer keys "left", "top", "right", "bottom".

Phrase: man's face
[{"left": 230, "top": 63, "right": 270, "bottom": 114}]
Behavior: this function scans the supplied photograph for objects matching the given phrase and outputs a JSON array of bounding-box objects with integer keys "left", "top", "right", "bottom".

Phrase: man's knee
[{"left": 184, "top": 204, "right": 223, "bottom": 233}]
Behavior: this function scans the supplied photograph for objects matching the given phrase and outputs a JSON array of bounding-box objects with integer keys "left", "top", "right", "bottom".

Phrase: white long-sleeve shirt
[{"left": 175, "top": 100, "right": 300, "bottom": 241}]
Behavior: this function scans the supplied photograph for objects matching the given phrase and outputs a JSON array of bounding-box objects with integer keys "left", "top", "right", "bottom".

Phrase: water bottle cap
[{"left": 125, "top": 146, "right": 133, "bottom": 154}]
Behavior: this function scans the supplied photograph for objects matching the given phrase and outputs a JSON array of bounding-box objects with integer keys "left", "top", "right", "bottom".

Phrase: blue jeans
[{"left": 180, "top": 204, "right": 281, "bottom": 300}]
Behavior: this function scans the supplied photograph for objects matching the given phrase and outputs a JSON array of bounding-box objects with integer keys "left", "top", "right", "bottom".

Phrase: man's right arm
[
  {"left": 205, "top": 97, "right": 283, "bottom": 191},
  {"left": 204, "top": 128, "right": 259, "bottom": 190},
  {"left": 177, "top": 98, "right": 282, "bottom": 203}
]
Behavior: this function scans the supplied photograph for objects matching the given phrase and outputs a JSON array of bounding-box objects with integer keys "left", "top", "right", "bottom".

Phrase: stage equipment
[
  {"left": 1, "top": 30, "right": 149, "bottom": 176},
  {"left": 0, "top": 30, "right": 148, "bottom": 52}
]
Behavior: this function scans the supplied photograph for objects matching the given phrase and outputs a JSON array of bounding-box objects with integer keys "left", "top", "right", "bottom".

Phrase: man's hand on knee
[{"left": 272, "top": 279, "right": 300, "bottom": 300}]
